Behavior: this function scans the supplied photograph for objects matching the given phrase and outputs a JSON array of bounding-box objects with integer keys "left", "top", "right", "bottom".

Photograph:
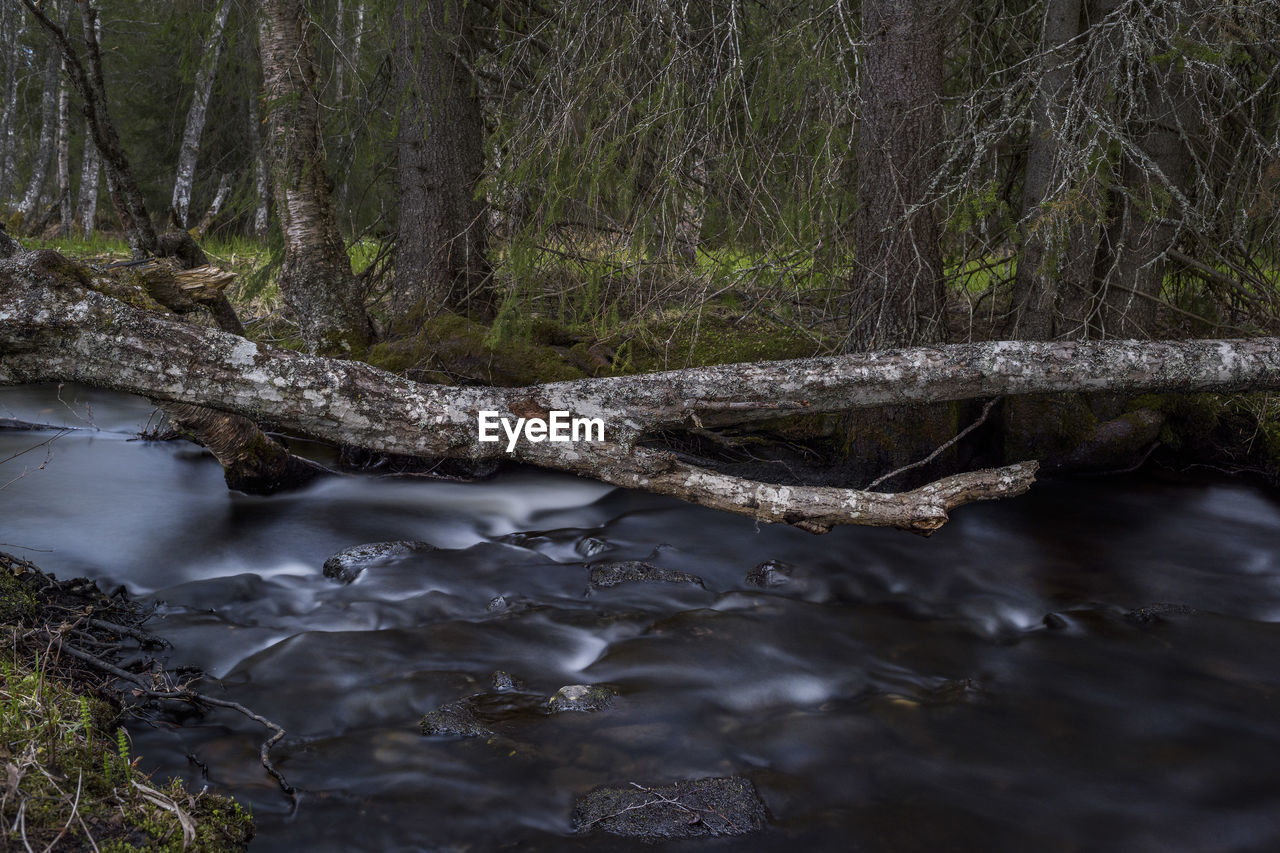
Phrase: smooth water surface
[{"left": 4, "top": 384, "right": 1280, "bottom": 852}]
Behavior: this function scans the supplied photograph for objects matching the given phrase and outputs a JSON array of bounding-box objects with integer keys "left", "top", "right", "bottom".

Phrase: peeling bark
[{"left": 257, "top": 0, "right": 370, "bottom": 356}]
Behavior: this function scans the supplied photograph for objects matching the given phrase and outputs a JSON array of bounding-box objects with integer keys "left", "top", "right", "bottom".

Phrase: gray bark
[
  {"left": 9, "top": 252, "right": 1280, "bottom": 532},
  {"left": 847, "top": 0, "right": 947, "bottom": 352},
  {"left": 393, "top": 0, "right": 491, "bottom": 317},
  {"left": 257, "top": 0, "right": 370, "bottom": 356},
  {"left": 17, "top": 37, "right": 60, "bottom": 221},
  {"left": 170, "top": 0, "right": 232, "bottom": 229},
  {"left": 1098, "top": 72, "right": 1199, "bottom": 338},
  {"left": 1006, "top": 0, "right": 1089, "bottom": 340}
]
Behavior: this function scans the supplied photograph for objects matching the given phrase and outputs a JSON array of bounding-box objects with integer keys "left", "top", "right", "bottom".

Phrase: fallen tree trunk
[{"left": 6, "top": 250, "right": 1280, "bottom": 532}]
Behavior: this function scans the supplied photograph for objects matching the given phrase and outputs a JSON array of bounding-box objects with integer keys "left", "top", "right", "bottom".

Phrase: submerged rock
[
  {"left": 1125, "top": 603, "right": 1201, "bottom": 625},
  {"left": 588, "top": 560, "right": 705, "bottom": 591},
  {"left": 573, "top": 776, "right": 767, "bottom": 839},
  {"left": 322, "top": 540, "right": 435, "bottom": 583},
  {"left": 548, "top": 684, "right": 614, "bottom": 713},
  {"left": 419, "top": 698, "right": 496, "bottom": 738}
]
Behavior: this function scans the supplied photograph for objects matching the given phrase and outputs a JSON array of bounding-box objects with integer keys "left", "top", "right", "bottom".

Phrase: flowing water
[{"left": 4, "top": 384, "right": 1280, "bottom": 852}]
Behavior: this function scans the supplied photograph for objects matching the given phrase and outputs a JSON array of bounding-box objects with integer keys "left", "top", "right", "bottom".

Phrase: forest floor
[{"left": 0, "top": 551, "right": 255, "bottom": 852}]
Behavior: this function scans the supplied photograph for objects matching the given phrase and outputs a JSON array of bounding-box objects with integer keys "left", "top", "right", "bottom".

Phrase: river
[{"left": 3, "top": 383, "right": 1280, "bottom": 852}]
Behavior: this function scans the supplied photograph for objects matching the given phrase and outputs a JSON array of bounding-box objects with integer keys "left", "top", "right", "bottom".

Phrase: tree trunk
[
  {"left": 0, "top": 2, "right": 21, "bottom": 203},
  {"left": 76, "top": 136, "right": 101, "bottom": 237},
  {"left": 170, "top": 0, "right": 232, "bottom": 229},
  {"left": 10, "top": 253, "right": 1280, "bottom": 532},
  {"left": 334, "top": 0, "right": 346, "bottom": 102},
  {"left": 1098, "top": 73, "right": 1199, "bottom": 338},
  {"left": 249, "top": 91, "right": 271, "bottom": 240},
  {"left": 194, "top": 172, "right": 232, "bottom": 238},
  {"left": 392, "top": 0, "right": 491, "bottom": 318},
  {"left": 17, "top": 37, "right": 60, "bottom": 223},
  {"left": 256, "top": 0, "right": 370, "bottom": 356},
  {"left": 1005, "top": 0, "right": 1089, "bottom": 340},
  {"left": 845, "top": 0, "right": 952, "bottom": 483},
  {"left": 847, "top": 0, "right": 947, "bottom": 352},
  {"left": 55, "top": 68, "right": 70, "bottom": 235}
]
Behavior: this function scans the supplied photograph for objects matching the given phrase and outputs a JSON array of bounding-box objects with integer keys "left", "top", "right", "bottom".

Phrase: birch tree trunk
[
  {"left": 170, "top": 0, "right": 232, "bottom": 229},
  {"left": 256, "top": 0, "right": 370, "bottom": 356},
  {"left": 248, "top": 90, "right": 271, "bottom": 240},
  {"left": 16, "top": 38, "right": 60, "bottom": 222},
  {"left": 76, "top": 138, "right": 101, "bottom": 237},
  {"left": 392, "top": 0, "right": 491, "bottom": 317},
  {"left": 194, "top": 172, "right": 232, "bottom": 238},
  {"left": 55, "top": 68, "right": 70, "bottom": 235}
]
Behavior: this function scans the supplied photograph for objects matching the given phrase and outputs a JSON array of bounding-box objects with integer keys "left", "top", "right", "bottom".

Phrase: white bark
[
  {"left": 17, "top": 38, "right": 61, "bottom": 220},
  {"left": 55, "top": 68, "right": 70, "bottom": 235},
  {"left": 170, "top": 0, "right": 232, "bottom": 229},
  {"left": 76, "top": 139, "right": 101, "bottom": 237},
  {"left": 194, "top": 172, "right": 232, "bottom": 237}
]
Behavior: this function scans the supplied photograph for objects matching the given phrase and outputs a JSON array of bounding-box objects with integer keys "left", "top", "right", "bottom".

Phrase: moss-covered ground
[{"left": 1, "top": 553, "right": 254, "bottom": 852}]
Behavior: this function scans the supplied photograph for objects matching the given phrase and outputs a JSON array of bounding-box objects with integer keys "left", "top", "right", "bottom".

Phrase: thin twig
[
  {"left": 52, "top": 641, "right": 295, "bottom": 798},
  {"left": 867, "top": 396, "right": 1003, "bottom": 490}
]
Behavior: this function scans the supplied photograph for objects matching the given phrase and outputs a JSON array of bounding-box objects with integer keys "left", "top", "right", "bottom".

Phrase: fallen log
[{"left": 5, "top": 249, "right": 1280, "bottom": 532}]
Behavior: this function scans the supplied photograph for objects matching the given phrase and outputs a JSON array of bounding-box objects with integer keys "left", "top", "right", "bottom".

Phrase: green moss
[
  {"left": 0, "top": 567, "right": 39, "bottom": 624},
  {"left": 369, "top": 311, "right": 585, "bottom": 386},
  {"left": 0, "top": 650, "right": 253, "bottom": 851},
  {"left": 620, "top": 311, "right": 819, "bottom": 374}
]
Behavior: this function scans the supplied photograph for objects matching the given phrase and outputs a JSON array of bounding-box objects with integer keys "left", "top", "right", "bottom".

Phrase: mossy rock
[
  {"left": 547, "top": 684, "right": 615, "bottom": 713},
  {"left": 587, "top": 561, "right": 705, "bottom": 591}
]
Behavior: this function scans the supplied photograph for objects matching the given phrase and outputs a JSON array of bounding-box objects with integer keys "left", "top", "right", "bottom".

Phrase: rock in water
[
  {"left": 322, "top": 540, "right": 435, "bottom": 583},
  {"left": 419, "top": 698, "right": 495, "bottom": 738},
  {"left": 574, "top": 776, "right": 767, "bottom": 839},
  {"left": 548, "top": 684, "right": 614, "bottom": 713},
  {"left": 587, "top": 560, "right": 704, "bottom": 591},
  {"left": 490, "top": 670, "right": 525, "bottom": 692},
  {"left": 745, "top": 559, "right": 798, "bottom": 588}
]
